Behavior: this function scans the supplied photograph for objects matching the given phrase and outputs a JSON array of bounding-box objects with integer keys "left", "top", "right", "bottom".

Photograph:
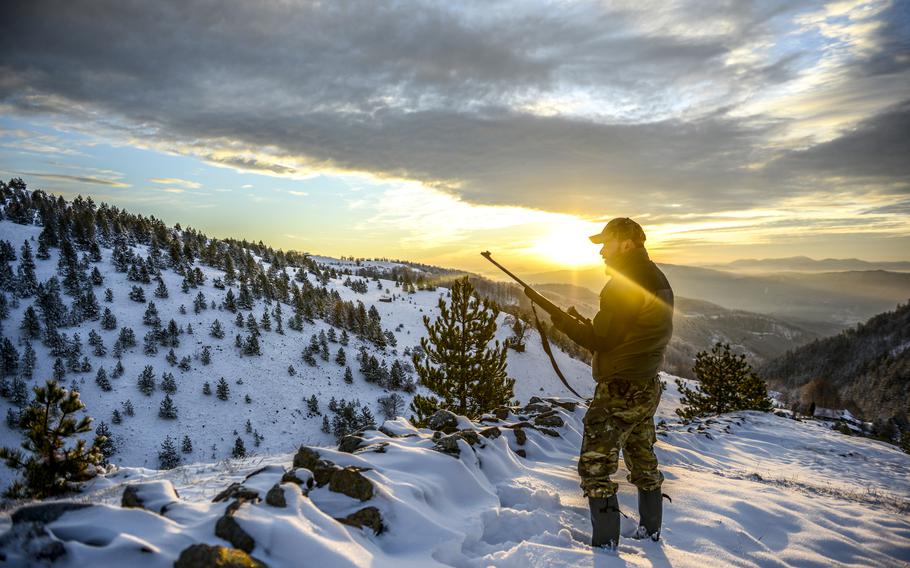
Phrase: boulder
[
  {"left": 433, "top": 435, "right": 461, "bottom": 456},
  {"left": 175, "top": 543, "right": 267, "bottom": 568},
  {"left": 292, "top": 446, "right": 320, "bottom": 471},
  {"left": 534, "top": 414, "right": 564, "bottom": 428},
  {"left": 328, "top": 467, "right": 374, "bottom": 501},
  {"left": 515, "top": 449, "right": 527, "bottom": 458},
  {"left": 281, "top": 468, "right": 314, "bottom": 490},
  {"left": 10, "top": 502, "right": 92, "bottom": 525},
  {"left": 512, "top": 428, "right": 527, "bottom": 446},
  {"left": 312, "top": 460, "right": 341, "bottom": 487},
  {"left": 493, "top": 407, "right": 511, "bottom": 420},
  {"left": 480, "top": 426, "right": 502, "bottom": 439},
  {"left": 336, "top": 506, "right": 384, "bottom": 534},
  {"left": 265, "top": 484, "right": 286, "bottom": 508},
  {"left": 212, "top": 483, "right": 260, "bottom": 504},
  {"left": 537, "top": 427, "right": 560, "bottom": 437},
  {"left": 215, "top": 514, "right": 256, "bottom": 553},
  {"left": 337, "top": 434, "right": 367, "bottom": 454},
  {"left": 121, "top": 480, "right": 181, "bottom": 514},
  {"left": 546, "top": 399, "right": 578, "bottom": 412},
  {"left": 427, "top": 409, "right": 459, "bottom": 433}
]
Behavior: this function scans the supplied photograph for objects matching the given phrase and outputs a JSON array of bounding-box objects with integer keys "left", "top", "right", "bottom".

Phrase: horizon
[{"left": 1, "top": 0, "right": 908, "bottom": 275}]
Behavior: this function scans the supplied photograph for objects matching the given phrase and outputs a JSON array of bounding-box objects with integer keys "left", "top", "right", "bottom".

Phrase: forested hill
[{"left": 759, "top": 301, "right": 910, "bottom": 425}]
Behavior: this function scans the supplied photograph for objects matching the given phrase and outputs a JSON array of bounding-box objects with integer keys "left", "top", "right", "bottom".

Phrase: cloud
[
  {"left": 149, "top": 177, "right": 201, "bottom": 189},
  {"left": 20, "top": 171, "right": 130, "bottom": 187},
  {"left": 0, "top": 0, "right": 907, "bottom": 221}
]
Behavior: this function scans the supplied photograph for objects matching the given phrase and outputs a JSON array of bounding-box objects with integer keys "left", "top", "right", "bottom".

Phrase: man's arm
[{"left": 552, "top": 284, "right": 644, "bottom": 353}]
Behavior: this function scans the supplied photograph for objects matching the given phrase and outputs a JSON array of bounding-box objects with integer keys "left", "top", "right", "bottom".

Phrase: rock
[
  {"left": 480, "top": 426, "right": 502, "bottom": 439},
  {"left": 512, "top": 428, "right": 527, "bottom": 446},
  {"left": 338, "top": 434, "right": 366, "bottom": 453},
  {"left": 427, "top": 409, "right": 458, "bottom": 433},
  {"left": 493, "top": 407, "right": 511, "bottom": 420},
  {"left": 11, "top": 502, "right": 92, "bottom": 525},
  {"left": 215, "top": 514, "right": 256, "bottom": 553},
  {"left": 336, "top": 506, "right": 383, "bottom": 534},
  {"left": 434, "top": 434, "right": 461, "bottom": 456},
  {"left": 534, "top": 414, "right": 564, "bottom": 428},
  {"left": 546, "top": 399, "right": 577, "bottom": 412},
  {"left": 515, "top": 449, "right": 527, "bottom": 458},
  {"left": 354, "top": 442, "right": 389, "bottom": 454},
  {"left": 528, "top": 396, "right": 544, "bottom": 404},
  {"left": 281, "top": 468, "right": 314, "bottom": 490},
  {"left": 292, "top": 446, "right": 320, "bottom": 471},
  {"left": 121, "top": 480, "right": 181, "bottom": 514},
  {"left": 312, "top": 460, "right": 341, "bottom": 487},
  {"left": 175, "top": 543, "right": 267, "bottom": 568},
  {"left": 212, "top": 483, "right": 260, "bottom": 504},
  {"left": 537, "top": 427, "right": 560, "bottom": 437},
  {"left": 523, "top": 403, "right": 550, "bottom": 414},
  {"left": 265, "top": 484, "right": 286, "bottom": 508},
  {"left": 0, "top": 522, "right": 67, "bottom": 564},
  {"left": 458, "top": 430, "right": 480, "bottom": 446},
  {"left": 328, "top": 467, "right": 374, "bottom": 501},
  {"left": 378, "top": 425, "right": 399, "bottom": 438}
]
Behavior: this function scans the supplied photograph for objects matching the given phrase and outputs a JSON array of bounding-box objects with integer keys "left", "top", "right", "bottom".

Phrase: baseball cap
[{"left": 589, "top": 217, "right": 646, "bottom": 244}]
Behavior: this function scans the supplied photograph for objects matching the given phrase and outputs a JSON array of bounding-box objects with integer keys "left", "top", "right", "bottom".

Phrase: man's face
[{"left": 599, "top": 236, "right": 633, "bottom": 268}]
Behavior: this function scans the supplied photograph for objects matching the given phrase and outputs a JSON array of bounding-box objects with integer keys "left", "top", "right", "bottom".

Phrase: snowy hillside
[
  {"left": 0, "top": 377, "right": 907, "bottom": 567},
  {"left": 0, "top": 219, "right": 592, "bottom": 487}
]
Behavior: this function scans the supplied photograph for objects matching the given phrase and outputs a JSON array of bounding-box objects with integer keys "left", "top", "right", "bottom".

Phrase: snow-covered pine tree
[
  {"left": 216, "top": 377, "right": 230, "bottom": 400},
  {"left": 137, "top": 365, "right": 156, "bottom": 396},
  {"left": 181, "top": 435, "right": 193, "bottom": 454},
  {"left": 158, "top": 394, "right": 178, "bottom": 419},
  {"left": 0, "top": 380, "right": 105, "bottom": 498},
  {"left": 232, "top": 437, "right": 246, "bottom": 458},
  {"left": 158, "top": 435, "right": 180, "bottom": 469},
  {"left": 410, "top": 277, "right": 514, "bottom": 423},
  {"left": 202, "top": 381, "right": 212, "bottom": 395},
  {"left": 675, "top": 342, "right": 774, "bottom": 420}
]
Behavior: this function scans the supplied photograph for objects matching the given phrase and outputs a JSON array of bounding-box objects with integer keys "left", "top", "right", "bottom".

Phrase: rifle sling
[{"left": 531, "top": 305, "right": 583, "bottom": 399}]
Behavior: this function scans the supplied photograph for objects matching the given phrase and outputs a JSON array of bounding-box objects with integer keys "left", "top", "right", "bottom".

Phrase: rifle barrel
[{"left": 480, "top": 251, "right": 533, "bottom": 289}]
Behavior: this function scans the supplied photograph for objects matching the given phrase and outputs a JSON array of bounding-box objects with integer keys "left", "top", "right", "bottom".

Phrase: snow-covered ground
[
  {"left": 1, "top": 217, "right": 909, "bottom": 566},
  {"left": 1, "top": 378, "right": 907, "bottom": 567}
]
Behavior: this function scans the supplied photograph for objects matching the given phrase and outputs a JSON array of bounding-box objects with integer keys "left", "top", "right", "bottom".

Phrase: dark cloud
[
  {"left": 771, "top": 99, "right": 910, "bottom": 181},
  {"left": 0, "top": 0, "right": 905, "bottom": 217}
]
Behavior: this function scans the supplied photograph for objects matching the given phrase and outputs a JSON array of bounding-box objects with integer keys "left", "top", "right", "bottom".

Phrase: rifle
[
  {"left": 481, "top": 251, "right": 585, "bottom": 398},
  {"left": 480, "top": 251, "right": 589, "bottom": 327}
]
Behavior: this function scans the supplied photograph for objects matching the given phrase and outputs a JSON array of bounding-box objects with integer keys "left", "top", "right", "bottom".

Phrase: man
[{"left": 547, "top": 217, "right": 674, "bottom": 549}]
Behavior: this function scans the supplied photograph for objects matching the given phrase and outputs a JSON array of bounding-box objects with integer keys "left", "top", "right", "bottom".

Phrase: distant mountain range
[
  {"left": 528, "top": 264, "right": 910, "bottom": 327},
  {"left": 704, "top": 256, "right": 910, "bottom": 273}
]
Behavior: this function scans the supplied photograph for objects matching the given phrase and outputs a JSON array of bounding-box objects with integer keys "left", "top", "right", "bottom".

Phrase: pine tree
[
  {"left": 216, "top": 377, "right": 230, "bottom": 400},
  {"left": 287, "top": 364, "right": 296, "bottom": 376},
  {"left": 202, "top": 381, "right": 212, "bottom": 395},
  {"left": 321, "top": 415, "right": 331, "bottom": 434},
  {"left": 15, "top": 241, "right": 38, "bottom": 297},
  {"left": 95, "top": 421, "right": 116, "bottom": 463},
  {"left": 307, "top": 394, "right": 319, "bottom": 416},
  {"left": 232, "top": 437, "right": 246, "bottom": 459},
  {"left": 161, "top": 372, "right": 177, "bottom": 394},
  {"left": 344, "top": 366, "right": 354, "bottom": 384},
  {"left": 158, "top": 435, "right": 180, "bottom": 469},
  {"left": 0, "top": 380, "right": 105, "bottom": 498},
  {"left": 201, "top": 345, "right": 212, "bottom": 365},
  {"left": 20, "top": 306, "right": 42, "bottom": 339},
  {"left": 158, "top": 394, "right": 178, "bottom": 419},
  {"left": 378, "top": 393, "right": 404, "bottom": 420},
  {"left": 409, "top": 277, "right": 514, "bottom": 423},
  {"left": 122, "top": 399, "right": 135, "bottom": 416},
  {"left": 245, "top": 419, "right": 253, "bottom": 434},
  {"left": 210, "top": 319, "right": 225, "bottom": 339},
  {"left": 181, "top": 435, "right": 193, "bottom": 454},
  {"left": 19, "top": 343, "right": 36, "bottom": 380},
  {"left": 111, "top": 408, "right": 122, "bottom": 424},
  {"left": 675, "top": 343, "right": 774, "bottom": 420},
  {"left": 243, "top": 333, "right": 261, "bottom": 356},
  {"left": 95, "top": 367, "right": 112, "bottom": 391},
  {"left": 137, "top": 365, "right": 156, "bottom": 396},
  {"left": 101, "top": 307, "right": 117, "bottom": 330}
]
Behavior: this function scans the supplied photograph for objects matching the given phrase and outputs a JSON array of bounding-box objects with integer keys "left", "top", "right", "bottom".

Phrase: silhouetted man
[{"left": 548, "top": 217, "right": 673, "bottom": 549}]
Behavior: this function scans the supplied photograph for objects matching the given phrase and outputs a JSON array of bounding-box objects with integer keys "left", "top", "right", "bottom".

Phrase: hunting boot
[
  {"left": 634, "top": 488, "right": 662, "bottom": 541},
  {"left": 588, "top": 495, "right": 620, "bottom": 549}
]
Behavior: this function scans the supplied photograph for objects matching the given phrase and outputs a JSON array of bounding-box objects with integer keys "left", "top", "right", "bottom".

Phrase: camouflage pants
[{"left": 578, "top": 375, "right": 663, "bottom": 498}]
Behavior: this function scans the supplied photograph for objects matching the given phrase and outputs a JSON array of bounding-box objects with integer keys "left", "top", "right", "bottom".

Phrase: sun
[{"left": 527, "top": 222, "right": 603, "bottom": 269}]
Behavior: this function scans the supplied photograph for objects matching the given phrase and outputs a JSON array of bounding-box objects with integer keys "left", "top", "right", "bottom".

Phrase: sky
[{"left": 1, "top": 0, "right": 908, "bottom": 276}]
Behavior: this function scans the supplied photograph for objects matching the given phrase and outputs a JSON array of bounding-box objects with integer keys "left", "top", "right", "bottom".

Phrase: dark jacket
[{"left": 556, "top": 248, "right": 673, "bottom": 382}]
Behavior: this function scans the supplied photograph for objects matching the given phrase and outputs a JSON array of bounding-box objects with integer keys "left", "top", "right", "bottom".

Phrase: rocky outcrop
[{"left": 175, "top": 543, "right": 267, "bottom": 567}]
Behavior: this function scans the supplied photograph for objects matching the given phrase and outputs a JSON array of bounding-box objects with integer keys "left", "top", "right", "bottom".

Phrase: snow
[{"left": 1, "top": 219, "right": 909, "bottom": 566}]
